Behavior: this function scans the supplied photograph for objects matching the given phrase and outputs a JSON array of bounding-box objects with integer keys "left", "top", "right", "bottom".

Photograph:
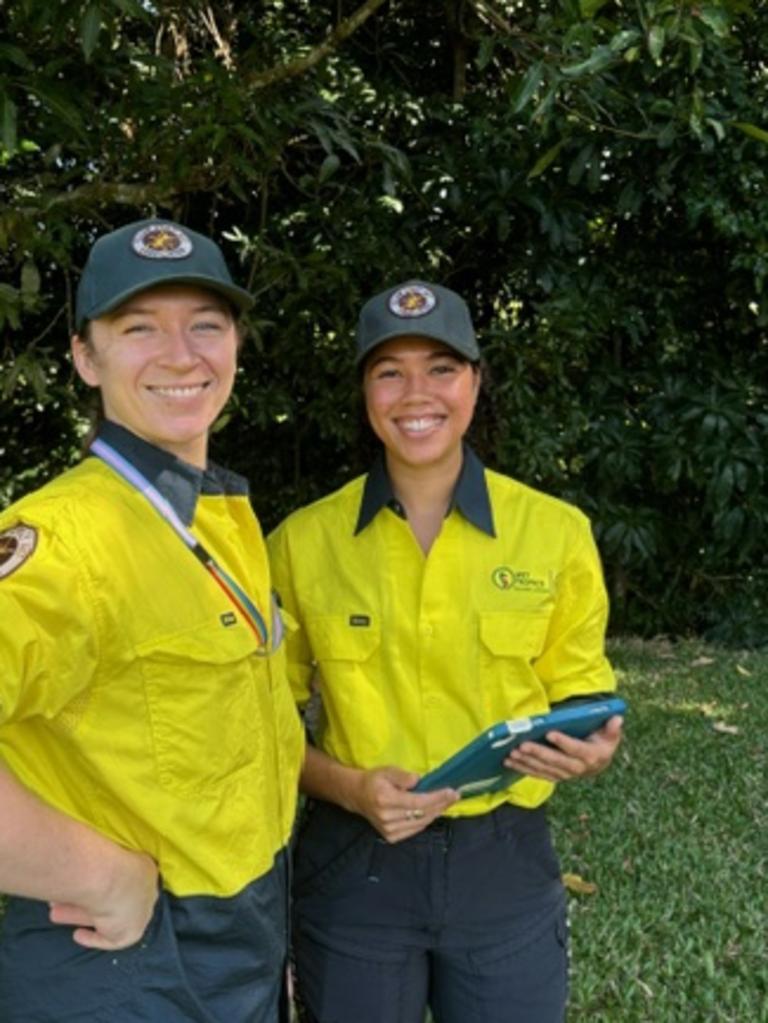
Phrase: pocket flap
[
  {"left": 135, "top": 616, "right": 261, "bottom": 663},
  {"left": 307, "top": 616, "right": 381, "bottom": 661},
  {"left": 479, "top": 612, "right": 550, "bottom": 659}
]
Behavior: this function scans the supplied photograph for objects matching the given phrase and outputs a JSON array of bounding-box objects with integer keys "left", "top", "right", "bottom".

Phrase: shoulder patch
[{"left": 0, "top": 523, "right": 38, "bottom": 579}]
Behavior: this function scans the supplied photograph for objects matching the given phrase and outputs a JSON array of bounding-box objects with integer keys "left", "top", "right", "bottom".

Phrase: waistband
[{"left": 302, "top": 799, "right": 548, "bottom": 849}]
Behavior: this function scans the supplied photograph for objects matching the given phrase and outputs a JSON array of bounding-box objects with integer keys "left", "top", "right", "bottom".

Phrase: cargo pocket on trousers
[{"left": 469, "top": 905, "right": 569, "bottom": 986}]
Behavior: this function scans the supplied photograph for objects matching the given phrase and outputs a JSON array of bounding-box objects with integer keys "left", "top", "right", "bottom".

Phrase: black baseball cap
[
  {"left": 355, "top": 280, "right": 480, "bottom": 365},
  {"left": 75, "top": 219, "right": 254, "bottom": 332}
]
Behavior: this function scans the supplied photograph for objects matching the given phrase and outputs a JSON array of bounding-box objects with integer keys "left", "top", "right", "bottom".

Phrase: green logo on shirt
[{"left": 492, "top": 566, "right": 547, "bottom": 592}]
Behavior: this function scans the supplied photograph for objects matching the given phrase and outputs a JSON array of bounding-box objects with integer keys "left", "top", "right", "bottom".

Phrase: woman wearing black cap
[
  {"left": 0, "top": 220, "right": 303, "bottom": 1022},
  {"left": 268, "top": 280, "right": 623, "bottom": 1023}
]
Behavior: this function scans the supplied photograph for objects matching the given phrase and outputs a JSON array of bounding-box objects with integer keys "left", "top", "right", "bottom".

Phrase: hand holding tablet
[{"left": 413, "top": 697, "right": 627, "bottom": 798}]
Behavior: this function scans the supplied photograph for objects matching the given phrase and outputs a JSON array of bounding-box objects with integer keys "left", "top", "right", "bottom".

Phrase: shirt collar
[
  {"left": 92, "top": 421, "right": 249, "bottom": 527},
  {"left": 354, "top": 444, "right": 495, "bottom": 537}
]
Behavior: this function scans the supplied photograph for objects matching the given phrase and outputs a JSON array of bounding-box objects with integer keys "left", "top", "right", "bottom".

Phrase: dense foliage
[{"left": 1, "top": 0, "right": 766, "bottom": 643}]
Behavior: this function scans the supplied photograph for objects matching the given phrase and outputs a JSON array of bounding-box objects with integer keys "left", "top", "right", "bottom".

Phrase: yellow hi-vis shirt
[
  {"left": 0, "top": 423, "right": 303, "bottom": 897},
  {"left": 268, "top": 448, "right": 615, "bottom": 817}
]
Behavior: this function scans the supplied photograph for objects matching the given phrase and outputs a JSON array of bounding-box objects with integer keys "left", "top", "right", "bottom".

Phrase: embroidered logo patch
[
  {"left": 220, "top": 611, "right": 237, "bottom": 628},
  {"left": 492, "top": 566, "right": 549, "bottom": 592},
  {"left": 131, "top": 223, "right": 193, "bottom": 260},
  {"left": 0, "top": 524, "right": 38, "bottom": 579},
  {"left": 388, "top": 284, "right": 436, "bottom": 318},
  {"left": 349, "top": 614, "right": 370, "bottom": 627}
]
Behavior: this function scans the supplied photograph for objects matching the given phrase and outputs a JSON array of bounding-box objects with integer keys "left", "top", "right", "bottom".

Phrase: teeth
[
  {"left": 150, "top": 384, "right": 208, "bottom": 397},
  {"left": 401, "top": 417, "right": 439, "bottom": 433}
]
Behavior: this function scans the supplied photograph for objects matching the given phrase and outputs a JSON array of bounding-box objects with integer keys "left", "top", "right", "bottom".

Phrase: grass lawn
[
  {"left": 548, "top": 637, "right": 767, "bottom": 1022},
  {"left": 2, "top": 639, "right": 765, "bottom": 1021}
]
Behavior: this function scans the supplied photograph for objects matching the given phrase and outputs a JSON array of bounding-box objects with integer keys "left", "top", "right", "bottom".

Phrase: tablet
[{"left": 412, "top": 696, "right": 627, "bottom": 798}]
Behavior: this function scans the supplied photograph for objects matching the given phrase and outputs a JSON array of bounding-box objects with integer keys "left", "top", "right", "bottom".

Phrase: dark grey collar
[
  {"left": 354, "top": 444, "right": 495, "bottom": 537},
  {"left": 92, "top": 420, "right": 249, "bottom": 527}
]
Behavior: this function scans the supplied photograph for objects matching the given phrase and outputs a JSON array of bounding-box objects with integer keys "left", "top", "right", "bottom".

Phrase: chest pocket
[
  {"left": 304, "top": 616, "right": 385, "bottom": 762},
  {"left": 136, "top": 619, "right": 262, "bottom": 797},
  {"left": 479, "top": 611, "right": 550, "bottom": 661},
  {"left": 307, "top": 616, "right": 381, "bottom": 664},
  {"left": 478, "top": 611, "right": 552, "bottom": 723}
]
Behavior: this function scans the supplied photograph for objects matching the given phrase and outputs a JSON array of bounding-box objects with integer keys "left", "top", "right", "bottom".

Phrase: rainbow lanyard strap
[{"left": 91, "top": 438, "right": 281, "bottom": 654}]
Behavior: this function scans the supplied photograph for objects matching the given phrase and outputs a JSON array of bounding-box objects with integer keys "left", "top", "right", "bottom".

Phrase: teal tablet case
[{"left": 413, "top": 697, "right": 627, "bottom": 797}]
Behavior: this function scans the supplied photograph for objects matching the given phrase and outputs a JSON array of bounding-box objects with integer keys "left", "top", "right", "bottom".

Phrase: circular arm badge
[{"left": 0, "top": 524, "right": 38, "bottom": 579}]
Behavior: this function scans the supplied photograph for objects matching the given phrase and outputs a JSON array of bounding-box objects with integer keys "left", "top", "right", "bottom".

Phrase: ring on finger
[
  {"left": 412, "top": 808, "right": 425, "bottom": 820},
  {"left": 405, "top": 809, "right": 414, "bottom": 821}
]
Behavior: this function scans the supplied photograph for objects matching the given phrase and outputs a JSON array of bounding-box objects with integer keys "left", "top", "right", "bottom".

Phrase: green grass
[
  {"left": 548, "top": 637, "right": 767, "bottom": 1022},
  {"left": 3, "top": 639, "right": 766, "bottom": 1021}
]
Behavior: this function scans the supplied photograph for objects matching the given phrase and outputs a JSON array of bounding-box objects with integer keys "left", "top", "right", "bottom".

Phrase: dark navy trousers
[
  {"left": 292, "top": 801, "right": 569, "bottom": 1023},
  {"left": 0, "top": 849, "right": 290, "bottom": 1023}
]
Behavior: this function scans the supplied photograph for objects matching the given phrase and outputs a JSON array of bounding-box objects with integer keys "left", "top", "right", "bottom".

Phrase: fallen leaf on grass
[
  {"left": 562, "top": 872, "right": 598, "bottom": 894},
  {"left": 712, "top": 721, "right": 739, "bottom": 735},
  {"left": 735, "top": 664, "right": 752, "bottom": 677},
  {"left": 691, "top": 656, "right": 715, "bottom": 667}
]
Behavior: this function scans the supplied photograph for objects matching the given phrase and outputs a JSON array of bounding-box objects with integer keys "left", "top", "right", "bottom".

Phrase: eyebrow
[
  {"left": 119, "top": 303, "right": 227, "bottom": 315},
  {"left": 368, "top": 349, "right": 460, "bottom": 369}
]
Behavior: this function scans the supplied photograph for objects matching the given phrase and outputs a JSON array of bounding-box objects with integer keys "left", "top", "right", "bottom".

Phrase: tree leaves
[
  {"left": 647, "top": 25, "right": 665, "bottom": 63},
  {"left": 1, "top": 96, "right": 17, "bottom": 155},
  {"left": 0, "top": 0, "right": 766, "bottom": 645},
  {"left": 80, "top": 5, "right": 103, "bottom": 62},
  {"left": 731, "top": 121, "right": 768, "bottom": 144},
  {"left": 527, "top": 140, "right": 565, "bottom": 180},
  {"left": 512, "top": 61, "right": 544, "bottom": 113},
  {"left": 562, "top": 45, "right": 616, "bottom": 78}
]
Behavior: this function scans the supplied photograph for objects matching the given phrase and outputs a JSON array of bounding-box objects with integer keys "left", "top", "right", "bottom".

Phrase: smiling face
[
  {"left": 71, "top": 284, "right": 239, "bottom": 468},
  {"left": 363, "top": 336, "right": 480, "bottom": 477}
]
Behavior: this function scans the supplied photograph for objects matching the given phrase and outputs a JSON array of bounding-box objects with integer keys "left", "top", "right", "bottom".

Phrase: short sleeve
[
  {"left": 533, "top": 521, "right": 616, "bottom": 703},
  {"left": 0, "top": 516, "right": 100, "bottom": 725}
]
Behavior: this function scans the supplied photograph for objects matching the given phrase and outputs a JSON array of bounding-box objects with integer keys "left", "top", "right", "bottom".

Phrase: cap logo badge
[
  {"left": 388, "top": 284, "right": 436, "bottom": 318},
  {"left": 0, "top": 523, "right": 38, "bottom": 580},
  {"left": 131, "top": 224, "right": 193, "bottom": 260}
]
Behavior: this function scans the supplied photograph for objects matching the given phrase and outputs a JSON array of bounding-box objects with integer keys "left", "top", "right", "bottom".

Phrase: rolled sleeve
[{"left": 534, "top": 526, "right": 615, "bottom": 703}]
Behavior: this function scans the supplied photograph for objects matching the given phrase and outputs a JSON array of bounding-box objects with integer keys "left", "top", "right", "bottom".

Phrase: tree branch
[
  {"left": 38, "top": 181, "right": 177, "bottom": 212},
  {"left": 469, "top": 0, "right": 546, "bottom": 54},
  {"left": 246, "top": 0, "right": 391, "bottom": 90},
  {"left": 470, "top": 0, "right": 516, "bottom": 36},
  {"left": 200, "top": 4, "right": 236, "bottom": 70}
]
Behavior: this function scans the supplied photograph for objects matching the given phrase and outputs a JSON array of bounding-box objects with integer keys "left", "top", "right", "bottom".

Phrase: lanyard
[{"left": 90, "top": 438, "right": 281, "bottom": 654}]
